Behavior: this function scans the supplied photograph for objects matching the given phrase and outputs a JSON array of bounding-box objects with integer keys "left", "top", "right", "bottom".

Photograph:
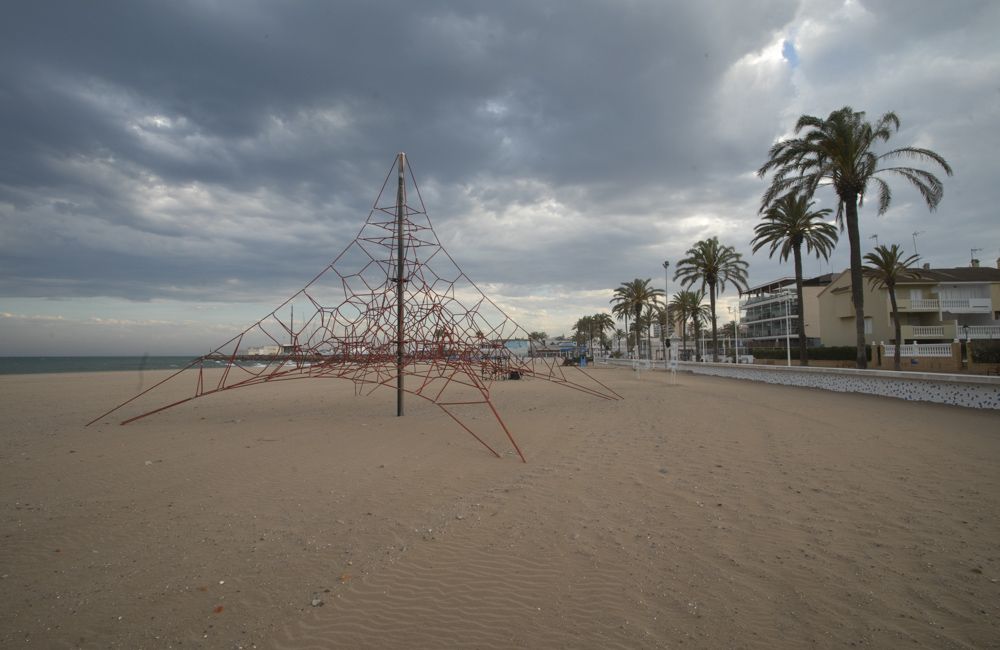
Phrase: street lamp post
[
  {"left": 784, "top": 290, "right": 792, "bottom": 367},
  {"left": 662, "top": 260, "right": 670, "bottom": 366},
  {"left": 963, "top": 324, "right": 970, "bottom": 367},
  {"left": 729, "top": 305, "right": 740, "bottom": 364}
]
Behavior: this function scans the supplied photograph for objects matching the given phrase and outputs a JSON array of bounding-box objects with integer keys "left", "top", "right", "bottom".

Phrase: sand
[{"left": 1, "top": 367, "right": 998, "bottom": 649}]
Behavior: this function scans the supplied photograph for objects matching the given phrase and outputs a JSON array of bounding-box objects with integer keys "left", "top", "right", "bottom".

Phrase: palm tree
[
  {"left": 758, "top": 106, "right": 953, "bottom": 369},
  {"left": 751, "top": 193, "right": 838, "bottom": 366},
  {"left": 614, "top": 328, "right": 626, "bottom": 355},
  {"left": 675, "top": 237, "right": 749, "bottom": 362},
  {"left": 640, "top": 304, "right": 658, "bottom": 360},
  {"left": 669, "top": 290, "right": 707, "bottom": 361},
  {"left": 688, "top": 300, "right": 712, "bottom": 362},
  {"left": 655, "top": 305, "right": 670, "bottom": 359},
  {"left": 610, "top": 289, "right": 633, "bottom": 356},
  {"left": 573, "top": 316, "right": 594, "bottom": 354},
  {"left": 863, "top": 244, "right": 921, "bottom": 371},
  {"left": 610, "top": 278, "right": 663, "bottom": 358},
  {"left": 528, "top": 331, "right": 547, "bottom": 356},
  {"left": 593, "top": 312, "right": 615, "bottom": 357}
]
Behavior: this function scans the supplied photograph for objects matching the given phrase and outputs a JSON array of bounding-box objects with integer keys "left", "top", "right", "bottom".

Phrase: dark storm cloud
[{"left": 0, "top": 0, "right": 803, "bottom": 303}]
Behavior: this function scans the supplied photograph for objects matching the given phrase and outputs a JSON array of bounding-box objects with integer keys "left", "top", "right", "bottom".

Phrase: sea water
[{"left": 0, "top": 356, "right": 224, "bottom": 375}]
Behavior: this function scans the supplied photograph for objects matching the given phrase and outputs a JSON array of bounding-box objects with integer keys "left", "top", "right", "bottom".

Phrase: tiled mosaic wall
[{"left": 680, "top": 363, "right": 1000, "bottom": 410}]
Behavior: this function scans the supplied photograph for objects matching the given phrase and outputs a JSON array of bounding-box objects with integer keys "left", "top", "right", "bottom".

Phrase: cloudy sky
[{"left": 2, "top": 0, "right": 998, "bottom": 355}]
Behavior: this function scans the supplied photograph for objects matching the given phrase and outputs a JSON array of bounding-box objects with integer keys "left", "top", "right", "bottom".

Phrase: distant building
[
  {"left": 817, "top": 263, "right": 1000, "bottom": 346},
  {"left": 532, "top": 338, "right": 585, "bottom": 358},
  {"left": 246, "top": 345, "right": 282, "bottom": 356},
  {"left": 739, "top": 274, "right": 835, "bottom": 349},
  {"left": 504, "top": 339, "right": 531, "bottom": 358}
]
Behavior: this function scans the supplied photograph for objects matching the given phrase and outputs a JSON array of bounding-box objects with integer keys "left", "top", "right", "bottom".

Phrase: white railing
[
  {"left": 900, "top": 298, "right": 939, "bottom": 311},
  {"left": 884, "top": 343, "right": 953, "bottom": 357},
  {"left": 941, "top": 298, "right": 992, "bottom": 313},
  {"left": 910, "top": 326, "right": 945, "bottom": 337},
  {"left": 968, "top": 325, "right": 1000, "bottom": 339}
]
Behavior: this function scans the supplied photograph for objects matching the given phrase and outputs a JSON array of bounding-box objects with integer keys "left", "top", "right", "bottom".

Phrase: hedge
[
  {"left": 748, "top": 345, "right": 871, "bottom": 361},
  {"left": 971, "top": 340, "right": 1000, "bottom": 364}
]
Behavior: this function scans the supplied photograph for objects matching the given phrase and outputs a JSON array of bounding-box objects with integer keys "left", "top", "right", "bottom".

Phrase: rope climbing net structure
[{"left": 88, "top": 154, "right": 621, "bottom": 461}]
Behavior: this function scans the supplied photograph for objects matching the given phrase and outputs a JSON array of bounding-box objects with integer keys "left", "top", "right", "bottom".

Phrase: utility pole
[{"left": 395, "top": 153, "right": 406, "bottom": 416}]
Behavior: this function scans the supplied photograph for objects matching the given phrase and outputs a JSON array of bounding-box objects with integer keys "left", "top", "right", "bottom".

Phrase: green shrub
[
  {"left": 748, "top": 347, "right": 785, "bottom": 359},
  {"left": 971, "top": 340, "right": 1000, "bottom": 364},
  {"left": 809, "top": 346, "right": 872, "bottom": 361},
  {"left": 748, "top": 345, "right": 871, "bottom": 361}
]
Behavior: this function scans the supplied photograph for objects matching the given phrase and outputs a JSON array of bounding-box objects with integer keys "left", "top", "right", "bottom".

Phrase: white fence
[{"left": 883, "top": 343, "right": 953, "bottom": 357}]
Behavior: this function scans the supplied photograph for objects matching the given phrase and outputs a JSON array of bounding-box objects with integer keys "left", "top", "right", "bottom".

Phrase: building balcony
[
  {"left": 901, "top": 323, "right": 956, "bottom": 340},
  {"left": 901, "top": 323, "right": 1000, "bottom": 341},
  {"left": 897, "top": 298, "right": 939, "bottom": 312},
  {"left": 741, "top": 291, "right": 796, "bottom": 309},
  {"left": 941, "top": 298, "right": 992, "bottom": 314},
  {"left": 897, "top": 297, "right": 993, "bottom": 313}
]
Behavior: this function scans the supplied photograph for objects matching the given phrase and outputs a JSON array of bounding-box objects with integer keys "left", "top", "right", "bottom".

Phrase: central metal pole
[
  {"left": 662, "top": 260, "right": 669, "bottom": 366},
  {"left": 395, "top": 152, "right": 406, "bottom": 416}
]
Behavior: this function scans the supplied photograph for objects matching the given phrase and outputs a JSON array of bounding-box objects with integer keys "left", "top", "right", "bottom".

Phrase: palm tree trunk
[
  {"left": 889, "top": 285, "right": 901, "bottom": 371},
  {"left": 793, "top": 244, "right": 808, "bottom": 366},
  {"left": 693, "top": 321, "right": 702, "bottom": 361},
  {"left": 709, "top": 283, "right": 719, "bottom": 362},
  {"left": 844, "top": 194, "right": 868, "bottom": 369}
]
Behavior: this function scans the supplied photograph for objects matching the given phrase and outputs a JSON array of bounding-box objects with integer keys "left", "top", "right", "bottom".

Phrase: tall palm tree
[
  {"left": 863, "top": 244, "right": 921, "bottom": 371},
  {"left": 675, "top": 237, "right": 749, "bottom": 362},
  {"left": 751, "top": 193, "right": 838, "bottom": 366},
  {"left": 758, "top": 106, "right": 952, "bottom": 369},
  {"left": 610, "top": 278, "right": 663, "bottom": 358},
  {"left": 669, "top": 290, "right": 707, "bottom": 361}
]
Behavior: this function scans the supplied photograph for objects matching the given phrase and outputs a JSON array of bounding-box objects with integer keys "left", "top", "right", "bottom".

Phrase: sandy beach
[{"left": 1, "top": 367, "right": 998, "bottom": 649}]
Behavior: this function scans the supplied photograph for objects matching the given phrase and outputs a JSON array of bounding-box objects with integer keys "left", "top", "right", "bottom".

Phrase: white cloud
[{"left": 1, "top": 0, "right": 996, "bottom": 351}]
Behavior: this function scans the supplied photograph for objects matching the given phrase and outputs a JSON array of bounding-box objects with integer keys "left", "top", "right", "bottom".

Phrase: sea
[{"left": 0, "top": 356, "right": 228, "bottom": 375}]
